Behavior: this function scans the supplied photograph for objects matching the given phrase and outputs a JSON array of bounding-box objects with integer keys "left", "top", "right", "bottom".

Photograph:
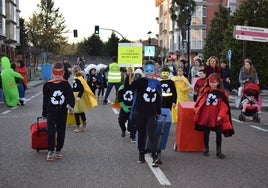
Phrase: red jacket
[
  {"left": 16, "top": 66, "right": 28, "bottom": 88},
  {"left": 194, "top": 87, "right": 234, "bottom": 137}
]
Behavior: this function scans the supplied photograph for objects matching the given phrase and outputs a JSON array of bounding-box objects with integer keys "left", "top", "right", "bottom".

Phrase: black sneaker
[
  {"left": 121, "top": 131, "right": 126, "bottom": 138},
  {"left": 152, "top": 158, "right": 163, "bottom": 167},
  {"left": 138, "top": 154, "right": 145, "bottom": 163}
]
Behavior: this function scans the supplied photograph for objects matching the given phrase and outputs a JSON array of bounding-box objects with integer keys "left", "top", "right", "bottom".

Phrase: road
[{"left": 0, "top": 83, "right": 268, "bottom": 188}]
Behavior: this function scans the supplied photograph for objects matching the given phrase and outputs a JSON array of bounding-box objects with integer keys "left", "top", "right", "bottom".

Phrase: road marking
[
  {"left": 250, "top": 125, "right": 268, "bottom": 132},
  {"left": 112, "top": 108, "right": 119, "bottom": 114},
  {"left": 1, "top": 110, "right": 11, "bottom": 115},
  {"left": 232, "top": 118, "right": 241, "bottom": 123},
  {"left": 111, "top": 106, "right": 171, "bottom": 185},
  {"left": 145, "top": 154, "right": 171, "bottom": 186}
]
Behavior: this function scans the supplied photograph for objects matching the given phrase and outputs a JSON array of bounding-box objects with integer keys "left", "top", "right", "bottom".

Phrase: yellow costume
[
  {"left": 171, "top": 76, "right": 191, "bottom": 123},
  {"left": 73, "top": 76, "right": 98, "bottom": 113}
]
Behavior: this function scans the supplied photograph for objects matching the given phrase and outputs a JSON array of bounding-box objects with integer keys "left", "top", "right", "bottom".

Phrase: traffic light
[
  {"left": 95, "top": 25, "right": 99, "bottom": 34},
  {"left": 73, "top": 29, "right": 78, "bottom": 37}
]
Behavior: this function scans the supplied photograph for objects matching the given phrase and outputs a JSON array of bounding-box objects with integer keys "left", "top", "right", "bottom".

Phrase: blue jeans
[
  {"left": 103, "top": 82, "right": 120, "bottom": 103},
  {"left": 0, "top": 89, "right": 4, "bottom": 102}
]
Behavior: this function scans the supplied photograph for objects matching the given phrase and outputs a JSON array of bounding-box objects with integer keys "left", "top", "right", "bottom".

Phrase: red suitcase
[{"left": 31, "top": 117, "right": 49, "bottom": 152}]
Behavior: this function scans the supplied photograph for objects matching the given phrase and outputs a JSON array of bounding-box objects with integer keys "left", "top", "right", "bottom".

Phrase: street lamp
[
  {"left": 147, "top": 31, "right": 152, "bottom": 45},
  {"left": 186, "top": 17, "right": 191, "bottom": 64}
]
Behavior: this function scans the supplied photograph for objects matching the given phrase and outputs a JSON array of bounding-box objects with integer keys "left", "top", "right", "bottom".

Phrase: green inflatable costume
[{"left": 0, "top": 56, "right": 23, "bottom": 107}]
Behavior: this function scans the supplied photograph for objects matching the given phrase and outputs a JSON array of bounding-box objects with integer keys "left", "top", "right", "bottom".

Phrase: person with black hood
[
  {"left": 131, "top": 61, "right": 163, "bottom": 167},
  {"left": 117, "top": 67, "right": 142, "bottom": 143}
]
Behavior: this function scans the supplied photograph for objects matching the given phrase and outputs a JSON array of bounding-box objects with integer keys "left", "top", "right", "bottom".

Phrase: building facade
[
  {"left": 155, "top": 0, "right": 245, "bottom": 62},
  {"left": 0, "top": 0, "right": 20, "bottom": 60}
]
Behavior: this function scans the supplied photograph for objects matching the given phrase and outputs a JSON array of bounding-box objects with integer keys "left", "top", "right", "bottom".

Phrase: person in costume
[
  {"left": 72, "top": 65, "right": 98, "bottom": 133},
  {"left": 131, "top": 61, "right": 163, "bottom": 167},
  {"left": 86, "top": 66, "right": 97, "bottom": 95},
  {"left": 160, "top": 65, "right": 177, "bottom": 110},
  {"left": 42, "top": 62, "right": 75, "bottom": 161},
  {"left": 194, "top": 73, "right": 234, "bottom": 159},
  {"left": 96, "top": 67, "right": 107, "bottom": 102},
  {"left": 0, "top": 56, "right": 23, "bottom": 107},
  {"left": 117, "top": 67, "right": 139, "bottom": 143},
  {"left": 171, "top": 66, "right": 191, "bottom": 123}
]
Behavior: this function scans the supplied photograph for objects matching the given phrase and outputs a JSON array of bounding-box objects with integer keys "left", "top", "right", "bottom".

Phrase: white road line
[
  {"left": 250, "top": 125, "right": 268, "bottom": 132},
  {"left": 1, "top": 110, "right": 11, "bottom": 115},
  {"left": 145, "top": 154, "right": 171, "bottom": 186},
  {"left": 112, "top": 108, "right": 119, "bottom": 114},
  {"left": 111, "top": 106, "right": 171, "bottom": 186},
  {"left": 232, "top": 118, "right": 242, "bottom": 123}
]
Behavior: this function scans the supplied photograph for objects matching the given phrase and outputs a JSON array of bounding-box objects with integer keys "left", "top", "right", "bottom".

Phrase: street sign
[
  {"left": 118, "top": 43, "right": 143, "bottom": 67},
  {"left": 144, "top": 46, "right": 155, "bottom": 57},
  {"left": 234, "top": 25, "right": 268, "bottom": 42}
]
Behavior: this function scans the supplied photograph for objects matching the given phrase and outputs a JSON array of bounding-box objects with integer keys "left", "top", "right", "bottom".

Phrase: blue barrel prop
[{"left": 41, "top": 63, "right": 52, "bottom": 80}]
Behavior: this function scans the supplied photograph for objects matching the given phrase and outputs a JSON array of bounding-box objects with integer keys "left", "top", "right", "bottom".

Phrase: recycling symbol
[
  {"left": 161, "top": 83, "right": 171, "bottom": 94},
  {"left": 143, "top": 87, "right": 157, "bottom": 103},
  {"left": 206, "top": 93, "right": 218, "bottom": 106},
  {"left": 73, "top": 81, "right": 77, "bottom": 89},
  {"left": 123, "top": 90, "right": 134, "bottom": 101},
  {"left": 50, "top": 90, "right": 65, "bottom": 105}
]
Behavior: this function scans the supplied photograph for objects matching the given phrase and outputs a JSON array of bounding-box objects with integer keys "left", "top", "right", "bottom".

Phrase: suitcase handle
[{"left": 36, "top": 117, "right": 47, "bottom": 136}]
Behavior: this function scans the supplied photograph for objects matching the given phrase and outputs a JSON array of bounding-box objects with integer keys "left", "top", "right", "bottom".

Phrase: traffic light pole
[{"left": 99, "top": 27, "right": 126, "bottom": 40}]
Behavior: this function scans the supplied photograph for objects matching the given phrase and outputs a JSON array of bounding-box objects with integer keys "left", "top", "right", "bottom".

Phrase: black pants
[
  {"left": 118, "top": 108, "right": 136, "bottom": 139},
  {"left": 204, "top": 126, "right": 222, "bottom": 149},
  {"left": 47, "top": 110, "right": 67, "bottom": 152},
  {"left": 74, "top": 112, "right": 86, "bottom": 126},
  {"left": 134, "top": 112, "right": 159, "bottom": 154}
]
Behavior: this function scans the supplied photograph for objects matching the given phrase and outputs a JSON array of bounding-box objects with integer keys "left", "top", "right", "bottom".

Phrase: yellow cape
[{"left": 73, "top": 76, "right": 98, "bottom": 112}]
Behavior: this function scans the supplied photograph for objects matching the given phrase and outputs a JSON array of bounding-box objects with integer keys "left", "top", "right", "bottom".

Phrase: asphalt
[{"left": 27, "top": 78, "right": 268, "bottom": 111}]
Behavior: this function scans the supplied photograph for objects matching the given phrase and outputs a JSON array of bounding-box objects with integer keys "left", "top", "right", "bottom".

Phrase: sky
[{"left": 19, "top": 0, "right": 159, "bottom": 43}]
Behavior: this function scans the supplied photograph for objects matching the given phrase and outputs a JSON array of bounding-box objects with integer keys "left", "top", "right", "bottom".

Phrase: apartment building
[
  {"left": 0, "top": 0, "right": 20, "bottom": 60},
  {"left": 155, "top": 0, "right": 245, "bottom": 62}
]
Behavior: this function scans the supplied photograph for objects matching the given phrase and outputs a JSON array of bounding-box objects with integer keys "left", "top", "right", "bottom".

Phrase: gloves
[{"left": 120, "top": 102, "right": 130, "bottom": 113}]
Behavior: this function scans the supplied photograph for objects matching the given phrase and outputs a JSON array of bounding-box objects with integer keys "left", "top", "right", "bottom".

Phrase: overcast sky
[{"left": 19, "top": 0, "right": 159, "bottom": 43}]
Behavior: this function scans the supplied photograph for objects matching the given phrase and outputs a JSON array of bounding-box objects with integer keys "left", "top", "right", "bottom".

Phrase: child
[
  {"left": 11, "top": 62, "right": 24, "bottom": 105},
  {"left": 159, "top": 65, "right": 177, "bottom": 110},
  {"left": 117, "top": 67, "right": 136, "bottom": 143},
  {"left": 86, "top": 67, "right": 97, "bottom": 95},
  {"left": 194, "top": 73, "right": 234, "bottom": 159},
  {"left": 42, "top": 62, "right": 75, "bottom": 161},
  {"left": 15, "top": 59, "right": 28, "bottom": 104},
  {"left": 241, "top": 95, "right": 261, "bottom": 113},
  {"left": 131, "top": 61, "right": 163, "bottom": 167},
  {"left": 96, "top": 68, "right": 107, "bottom": 102},
  {"left": 0, "top": 56, "right": 23, "bottom": 107},
  {"left": 193, "top": 69, "right": 206, "bottom": 102},
  {"left": 171, "top": 66, "right": 191, "bottom": 123},
  {"left": 72, "top": 65, "right": 98, "bottom": 133}
]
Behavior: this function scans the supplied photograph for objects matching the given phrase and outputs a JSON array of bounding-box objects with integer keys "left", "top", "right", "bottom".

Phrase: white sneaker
[{"left": 73, "top": 127, "right": 81, "bottom": 133}]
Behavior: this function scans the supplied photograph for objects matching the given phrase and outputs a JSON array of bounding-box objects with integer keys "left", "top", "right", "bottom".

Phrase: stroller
[{"left": 238, "top": 83, "right": 261, "bottom": 123}]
